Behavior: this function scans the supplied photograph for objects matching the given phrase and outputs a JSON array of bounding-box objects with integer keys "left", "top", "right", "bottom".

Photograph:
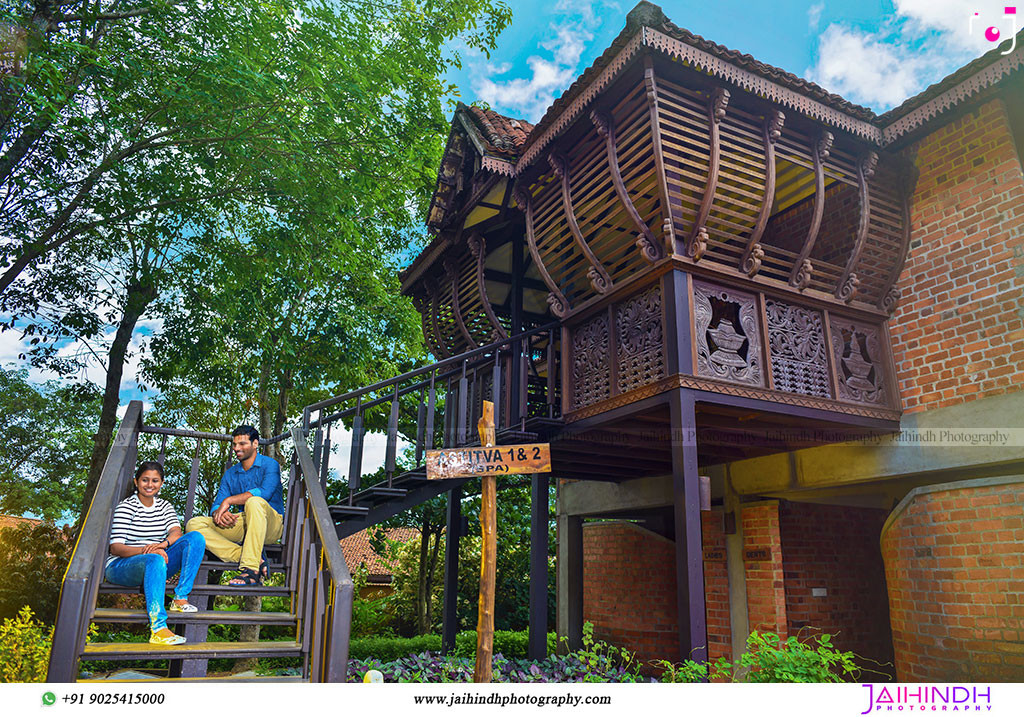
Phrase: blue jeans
[{"left": 104, "top": 531, "right": 206, "bottom": 631}]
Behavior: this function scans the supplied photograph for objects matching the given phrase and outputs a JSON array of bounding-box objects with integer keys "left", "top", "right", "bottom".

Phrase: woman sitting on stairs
[{"left": 105, "top": 461, "right": 206, "bottom": 645}]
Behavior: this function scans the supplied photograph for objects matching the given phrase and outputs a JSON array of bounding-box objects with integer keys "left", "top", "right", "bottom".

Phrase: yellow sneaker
[
  {"left": 150, "top": 629, "right": 186, "bottom": 646},
  {"left": 168, "top": 600, "right": 198, "bottom": 613}
]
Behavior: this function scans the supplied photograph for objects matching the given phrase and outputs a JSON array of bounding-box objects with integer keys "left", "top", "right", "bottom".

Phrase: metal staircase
[{"left": 46, "top": 325, "right": 562, "bottom": 682}]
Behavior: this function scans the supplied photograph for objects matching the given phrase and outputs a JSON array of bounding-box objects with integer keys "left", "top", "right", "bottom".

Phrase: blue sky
[{"left": 446, "top": 0, "right": 1010, "bottom": 122}]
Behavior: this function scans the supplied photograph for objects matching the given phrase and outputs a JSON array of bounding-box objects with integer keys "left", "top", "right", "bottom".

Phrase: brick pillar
[
  {"left": 701, "top": 510, "right": 732, "bottom": 661},
  {"left": 741, "top": 502, "right": 787, "bottom": 638}
]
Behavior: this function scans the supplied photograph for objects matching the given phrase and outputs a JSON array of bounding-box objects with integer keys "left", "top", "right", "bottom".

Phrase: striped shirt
[{"left": 106, "top": 495, "right": 180, "bottom": 568}]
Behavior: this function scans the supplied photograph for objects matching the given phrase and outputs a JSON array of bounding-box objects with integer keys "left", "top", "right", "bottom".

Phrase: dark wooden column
[
  {"left": 441, "top": 486, "right": 462, "bottom": 654},
  {"left": 563, "top": 513, "right": 584, "bottom": 652},
  {"left": 529, "top": 473, "right": 549, "bottom": 659},
  {"left": 669, "top": 388, "right": 707, "bottom": 664},
  {"left": 510, "top": 230, "right": 525, "bottom": 425}
]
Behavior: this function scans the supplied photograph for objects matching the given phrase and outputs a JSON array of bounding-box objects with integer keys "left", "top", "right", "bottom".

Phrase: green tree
[
  {"left": 0, "top": 367, "right": 100, "bottom": 520},
  {"left": 0, "top": 521, "right": 73, "bottom": 623},
  {"left": 0, "top": 0, "right": 513, "bottom": 518}
]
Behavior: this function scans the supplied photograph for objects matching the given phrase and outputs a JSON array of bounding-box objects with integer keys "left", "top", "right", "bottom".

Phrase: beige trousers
[{"left": 186, "top": 496, "right": 283, "bottom": 572}]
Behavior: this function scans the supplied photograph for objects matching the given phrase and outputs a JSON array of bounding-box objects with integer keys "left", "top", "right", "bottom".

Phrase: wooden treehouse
[{"left": 48, "top": 2, "right": 1024, "bottom": 682}]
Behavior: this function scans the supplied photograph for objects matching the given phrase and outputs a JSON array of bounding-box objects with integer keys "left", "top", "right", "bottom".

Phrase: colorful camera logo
[{"left": 970, "top": 7, "right": 1018, "bottom": 54}]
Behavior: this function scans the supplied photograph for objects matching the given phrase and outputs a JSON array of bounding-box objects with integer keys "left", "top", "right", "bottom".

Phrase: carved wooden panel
[
  {"left": 615, "top": 286, "right": 664, "bottom": 393},
  {"left": 571, "top": 312, "right": 611, "bottom": 410},
  {"left": 765, "top": 299, "right": 831, "bottom": 398},
  {"left": 693, "top": 281, "right": 764, "bottom": 387},
  {"left": 829, "top": 319, "right": 887, "bottom": 405}
]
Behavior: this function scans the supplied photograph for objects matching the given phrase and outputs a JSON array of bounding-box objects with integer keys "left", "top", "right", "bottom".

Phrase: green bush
[
  {"left": 348, "top": 629, "right": 557, "bottom": 662},
  {"left": 653, "top": 630, "right": 862, "bottom": 683},
  {"left": 0, "top": 606, "right": 58, "bottom": 682}
]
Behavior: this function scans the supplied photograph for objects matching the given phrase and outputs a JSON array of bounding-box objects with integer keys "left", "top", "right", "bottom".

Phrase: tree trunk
[
  {"left": 424, "top": 527, "right": 443, "bottom": 630},
  {"left": 234, "top": 593, "right": 263, "bottom": 673},
  {"left": 417, "top": 511, "right": 430, "bottom": 634},
  {"left": 80, "top": 278, "right": 158, "bottom": 519}
]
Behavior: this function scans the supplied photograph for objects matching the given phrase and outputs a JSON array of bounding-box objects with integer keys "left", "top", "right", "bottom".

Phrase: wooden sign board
[
  {"left": 702, "top": 548, "right": 726, "bottom": 562},
  {"left": 744, "top": 548, "right": 770, "bottom": 562},
  {"left": 425, "top": 444, "right": 551, "bottom": 479}
]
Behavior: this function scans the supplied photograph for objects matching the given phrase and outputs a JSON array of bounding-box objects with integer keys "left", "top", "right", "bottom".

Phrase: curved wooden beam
[
  {"left": 412, "top": 287, "right": 444, "bottom": 359},
  {"left": 548, "top": 151, "right": 612, "bottom": 294},
  {"left": 879, "top": 161, "right": 918, "bottom": 314},
  {"left": 740, "top": 110, "right": 785, "bottom": 277},
  {"left": 789, "top": 129, "right": 834, "bottom": 290},
  {"left": 834, "top": 151, "right": 878, "bottom": 303},
  {"left": 590, "top": 109, "right": 663, "bottom": 263},
  {"left": 467, "top": 233, "right": 509, "bottom": 341},
  {"left": 643, "top": 54, "right": 676, "bottom": 256},
  {"left": 425, "top": 280, "right": 451, "bottom": 359},
  {"left": 445, "top": 256, "right": 478, "bottom": 349},
  {"left": 513, "top": 184, "right": 570, "bottom": 318},
  {"left": 686, "top": 87, "right": 730, "bottom": 262}
]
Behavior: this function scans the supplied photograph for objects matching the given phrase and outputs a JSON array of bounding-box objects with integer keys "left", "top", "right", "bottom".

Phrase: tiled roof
[
  {"left": 519, "top": 1, "right": 875, "bottom": 165},
  {"left": 460, "top": 103, "right": 534, "bottom": 160},
  {"left": 877, "top": 26, "right": 1024, "bottom": 124},
  {"left": 339, "top": 527, "right": 419, "bottom": 578},
  {"left": 0, "top": 514, "right": 43, "bottom": 531}
]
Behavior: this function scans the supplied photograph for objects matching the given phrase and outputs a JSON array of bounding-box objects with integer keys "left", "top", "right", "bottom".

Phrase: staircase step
[
  {"left": 328, "top": 504, "right": 371, "bottom": 518},
  {"left": 199, "top": 560, "right": 285, "bottom": 572},
  {"left": 78, "top": 674, "right": 305, "bottom": 683},
  {"left": 99, "top": 583, "right": 290, "bottom": 598},
  {"left": 358, "top": 485, "right": 407, "bottom": 500},
  {"left": 91, "top": 608, "right": 296, "bottom": 626},
  {"left": 82, "top": 640, "right": 301, "bottom": 661}
]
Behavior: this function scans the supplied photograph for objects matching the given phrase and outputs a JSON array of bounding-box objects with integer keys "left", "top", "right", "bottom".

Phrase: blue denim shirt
[{"left": 211, "top": 453, "right": 284, "bottom": 516}]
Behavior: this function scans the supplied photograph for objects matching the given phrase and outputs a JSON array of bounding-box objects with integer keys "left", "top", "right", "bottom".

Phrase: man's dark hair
[{"left": 232, "top": 425, "right": 260, "bottom": 443}]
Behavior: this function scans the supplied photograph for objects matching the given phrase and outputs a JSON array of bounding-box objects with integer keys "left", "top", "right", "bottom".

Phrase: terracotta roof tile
[
  {"left": 460, "top": 103, "right": 534, "bottom": 160},
  {"left": 339, "top": 527, "right": 419, "bottom": 578},
  {"left": 0, "top": 514, "right": 43, "bottom": 531}
]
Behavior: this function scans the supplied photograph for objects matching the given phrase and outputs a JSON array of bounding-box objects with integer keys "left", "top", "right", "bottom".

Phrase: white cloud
[
  {"left": 474, "top": 23, "right": 593, "bottom": 121},
  {"left": 806, "top": 0, "right": 1003, "bottom": 111},
  {"left": 808, "top": 2, "right": 824, "bottom": 30},
  {"left": 469, "top": 1, "right": 622, "bottom": 122}
]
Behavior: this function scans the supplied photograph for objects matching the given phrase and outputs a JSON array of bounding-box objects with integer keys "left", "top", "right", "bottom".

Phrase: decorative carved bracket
[
  {"left": 513, "top": 184, "right": 570, "bottom": 318},
  {"left": 687, "top": 88, "right": 730, "bottom": 262},
  {"left": 789, "top": 129, "right": 833, "bottom": 289},
  {"left": 643, "top": 54, "right": 677, "bottom": 256},
  {"left": 834, "top": 150, "right": 878, "bottom": 302},
  {"left": 741, "top": 110, "right": 785, "bottom": 277},
  {"left": 467, "top": 233, "right": 509, "bottom": 341},
  {"left": 590, "top": 109, "right": 664, "bottom": 263},
  {"left": 548, "top": 151, "right": 613, "bottom": 294},
  {"left": 877, "top": 158, "right": 919, "bottom": 314}
]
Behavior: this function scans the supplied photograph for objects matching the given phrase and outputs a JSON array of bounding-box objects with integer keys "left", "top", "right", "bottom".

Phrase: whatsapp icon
[{"left": 42, "top": 692, "right": 56, "bottom": 706}]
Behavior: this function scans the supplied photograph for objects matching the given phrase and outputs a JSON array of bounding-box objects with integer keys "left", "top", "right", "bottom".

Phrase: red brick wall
[
  {"left": 890, "top": 98, "right": 1024, "bottom": 414},
  {"left": 762, "top": 181, "right": 860, "bottom": 261},
  {"left": 881, "top": 479, "right": 1024, "bottom": 681},
  {"left": 702, "top": 510, "right": 731, "bottom": 662},
  {"left": 778, "top": 501, "right": 894, "bottom": 668},
  {"left": 582, "top": 521, "right": 680, "bottom": 664},
  {"left": 742, "top": 502, "right": 787, "bottom": 637}
]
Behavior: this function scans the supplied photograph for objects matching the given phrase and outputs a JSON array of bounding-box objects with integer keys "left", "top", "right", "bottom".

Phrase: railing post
[
  {"left": 385, "top": 384, "right": 399, "bottom": 487},
  {"left": 456, "top": 361, "right": 469, "bottom": 446},
  {"left": 415, "top": 389, "right": 426, "bottom": 465},
  {"left": 347, "top": 401, "right": 364, "bottom": 505},
  {"left": 183, "top": 438, "right": 202, "bottom": 525},
  {"left": 547, "top": 328, "right": 557, "bottom": 418},
  {"left": 491, "top": 356, "right": 503, "bottom": 432},
  {"left": 320, "top": 422, "right": 332, "bottom": 486},
  {"left": 425, "top": 374, "right": 436, "bottom": 453}
]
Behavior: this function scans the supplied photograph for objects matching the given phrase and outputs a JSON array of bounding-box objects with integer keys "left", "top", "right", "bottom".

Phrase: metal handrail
[
  {"left": 48, "top": 401, "right": 143, "bottom": 682},
  {"left": 301, "top": 322, "right": 559, "bottom": 426},
  {"left": 291, "top": 426, "right": 353, "bottom": 682}
]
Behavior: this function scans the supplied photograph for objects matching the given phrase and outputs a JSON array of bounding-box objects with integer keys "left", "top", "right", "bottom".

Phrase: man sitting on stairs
[{"left": 186, "top": 425, "right": 283, "bottom": 586}]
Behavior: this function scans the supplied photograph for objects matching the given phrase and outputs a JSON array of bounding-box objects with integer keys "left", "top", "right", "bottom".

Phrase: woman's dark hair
[
  {"left": 232, "top": 425, "right": 260, "bottom": 443},
  {"left": 135, "top": 461, "right": 164, "bottom": 481}
]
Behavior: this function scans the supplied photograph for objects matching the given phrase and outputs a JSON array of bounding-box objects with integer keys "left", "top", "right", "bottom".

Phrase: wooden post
[{"left": 474, "top": 401, "right": 497, "bottom": 683}]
